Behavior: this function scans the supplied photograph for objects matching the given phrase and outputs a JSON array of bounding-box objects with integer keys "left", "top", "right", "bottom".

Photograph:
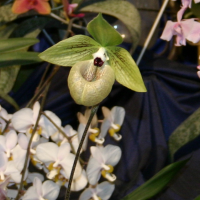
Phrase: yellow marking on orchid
[
  {"left": 8, "top": 155, "right": 13, "bottom": 161},
  {"left": 89, "top": 133, "right": 97, "bottom": 142},
  {"left": 37, "top": 127, "right": 42, "bottom": 135},
  {"left": 101, "top": 165, "right": 114, "bottom": 177}
]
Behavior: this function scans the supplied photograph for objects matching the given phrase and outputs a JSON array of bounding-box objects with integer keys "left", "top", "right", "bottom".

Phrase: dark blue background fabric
[{"left": 1, "top": 49, "right": 200, "bottom": 200}]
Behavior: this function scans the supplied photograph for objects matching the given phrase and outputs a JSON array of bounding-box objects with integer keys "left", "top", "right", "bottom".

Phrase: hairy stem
[{"left": 65, "top": 104, "right": 99, "bottom": 200}]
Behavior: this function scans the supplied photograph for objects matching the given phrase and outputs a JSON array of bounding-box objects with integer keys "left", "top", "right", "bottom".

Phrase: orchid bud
[{"left": 68, "top": 59, "right": 115, "bottom": 106}]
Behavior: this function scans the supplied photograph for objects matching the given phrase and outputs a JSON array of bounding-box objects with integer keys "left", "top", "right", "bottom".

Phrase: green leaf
[
  {"left": 0, "top": 38, "right": 39, "bottom": 53},
  {"left": 87, "top": 13, "right": 123, "bottom": 47},
  {"left": 39, "top": 35, "right": 101, "bottom": 66},
  {"left": 0, "top": 23, "right": 18, "bottom": 39},
  {"left": 0, "top": 4, "right": 18, "bottom": 25},
  {"left": 191, "top": 1, "right": 200, "bottom": 18},
  {"left": 106, "top": 46, "right": 146, "bottom": 92},
  {"left": 169, "top": 107, "right": 200, "bottom": 162},
  {"left": 0, "top": 52, "right": 42, "bottom": 68},
  {"left": 121, "top": 159, "right": 189, "bottom": 200},
  {"left": 0, "top": 66, "right": 20, "bottom": 94},
  {"left": 80, "top": 0, "right": 141, "bottom": 51},
  {"left": 0, "top": 91, "right": 19, "bottom": 110},
  {"left": 194, "top": 195, "right": 200, "bottom": 200}
]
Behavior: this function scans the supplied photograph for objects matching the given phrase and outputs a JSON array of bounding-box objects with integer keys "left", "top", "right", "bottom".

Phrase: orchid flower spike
[
  {"left": 22, "top": 177, "right": 60, "bottom": 200},
  {"left": 86, "top": 145, "right": 122, "bottom": 185},
  {"left": 79, "top": 181, "right": 115, "bottom": 200},
  {"left": 77, "top": 109, "right": 103, "bottom": 151},
  {"left": 99, "top": 106, "right": 125, "bottom": 141}
]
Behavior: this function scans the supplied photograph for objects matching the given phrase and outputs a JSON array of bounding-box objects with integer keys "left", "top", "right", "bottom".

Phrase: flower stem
[
  {"left": 15, "top": 84, "right": 50, "bottom": 200},
  {"left": 65, "top": 104, "right": 99, "bottom": 200}
]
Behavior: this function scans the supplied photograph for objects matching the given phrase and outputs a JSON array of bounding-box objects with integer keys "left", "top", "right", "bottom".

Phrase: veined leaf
[
  {"left": 80, "top": 0, "right": 141, "bottom": 51},
  {"left": 0, "top": 91, "right": 19, "bottom": 110},
  {"left": 121, "top": 159, "right": 189, "bottom": 200},
  {"left": 106, "top": 46, "right": 146, "bottom": 92},
  {"left": 87, "top": 13, "right": 123, "bottom": 47},
  {"left": 0, "top": 23, "right": 18, "bottom": 39},
  {"left": 39, "top": 35, "right": 101, "bottom": 66},
  {"left": 0, "top": 38, "right": 39, "bottom": 53},
  {"left": 169, "top": 107, "right": 200, "bottom": 162},
  {"left": 0, "top": 52, "right": 42, "bottom": 68}
]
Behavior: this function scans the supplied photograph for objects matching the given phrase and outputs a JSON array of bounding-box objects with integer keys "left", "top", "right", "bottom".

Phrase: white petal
[
  {"left": 42, "top": 180, "right": 60, "bottom": 200},
  {"left": 0, "top": 135, "right": 6, "bottom": 152},
  {"left": 36, "top": 142, "right": 58, "bottom": 163},
  {"left": 96, "top": 181, "right": 115, "bottom": 200},
  {"left": 60, "top": 154, "right": 82, "bottom": 179},
  {"left": 18, "top": 133, "right": 28, "bottom": 150},
  {"left": 12, "top": 145, "right": 26, "bottom": 171},
  {"left": 86, "top": 157, "right": 101, "bottom": 185},
  {"left": 77, "top": 112, "right": 87, "bottom": 124},
  {"left": 79, "top": 188, "right": 93, "bottom": 200},
  {"left": 32, "top": 102, "right": 40, "bottom": 122},
  {"left": 12, "top": 108, "right": 33, "bottom": 132},
  {"left": 99, "top": 119, "right": 110, "bottom": 139},
  {"left": 27, "top": 172, "right": 44, "bottom": 184},
  {"left": 0, "top": 107, "right": 8, "bottom": 120},
  {"left": 68, "top": 170, "right": 88, "bottom": 191},
  {"left": 33, "top": 177, "right": 42, "bottom": 196},
  {"left": 102, "top": 106, "right": 112, "bottom": 121},
  {"left": 102, "top": 145, "right": 121, "bottom": 166},
  {"left": 57, "top": 143, "right": 71, "bottom": 161},
  {"left": 5, "top": 130, "right": 17, "bottom": 150},
  {"left": 90, "top": 146, "right": 105, "bottom": 163},
  {"left": 22, "top": 186, "right": 38, "bottom": 200},
  {"left": 111, "top": 106, "right": 125, "bottom": 126},
  {"left": 0, "top": 153, "right": 7, "bottom": 171},
  {"left": 63, "top": 125, "right": 77, "bottom": 137},
  {"left": 51, "top": 132, "right": 61, "bottom": 143}
]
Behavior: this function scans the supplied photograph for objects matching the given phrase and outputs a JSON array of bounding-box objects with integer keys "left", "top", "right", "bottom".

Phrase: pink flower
[
  {"left": 12, "top": 0, "right": 51, "bottom": 14},
  {"left": 160, "top": 18, "right": 200, "bottom": 46}
]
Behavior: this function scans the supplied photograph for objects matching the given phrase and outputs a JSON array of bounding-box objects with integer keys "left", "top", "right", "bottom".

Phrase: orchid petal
[
  {"left": 33, "top": 0, "right": 51, "bottom": 14},
  {"left": 111, "top": 106, "right": 125, "bottom": 126},
  {"left": 96, "top": 181, "right": 115, "bottom": 200},
  {"left": 63, "top": 125, "right": 77, "bottom": 137},
  {"left": 57, "top": 143, "right": 71, "bottom": 161},
  {"left": 180, "top": 18, "right": 195, "bottom": 37},
  {"left": 12, "top": 108, "right": 33, "bottom": 132},
  {"left": 79, "top": 188, "right": 93, "bottom": 200},
  {"left": 102, "top": 145, "right": 122, "bottom": 166},
  {"left": 36, "top": 142, "right": 58, "bottom": 162},
  {"left": 160, "top": 21, "right": 176, "bottom": 41},
  {"left": 5, "top": 130, "right": 17, "bottom": 150},
  {"left": 22, "top": 186, "right": 38, "bottom": 200},
  {"left": 42, "top": 180, "right": 60, "bottom": 199},
  {"left": 177, "top": 6, "right": 187, "bottom": 22},
  {"left": 86, "top": 157, "right": 102, "bottom": 185},
  {"left": 90, "top": 146, "right": 105, "bottom": 163},
  {"left": 27, "top": 172, "right": 44, "bottom": 184},
  {"left": 12, "top": 145, "right": 26, "bottom": 171},
  {"left": 33, "top": 177, "right": 42, "bottom": 197},
  {"left": 77, "top": 112, "right": 87, "bottom": 124},
  {"left": 0, "top": 153, "right": 7, "bottom": 171},
  {"left": 187, "top": 21, "right": 200, "bottom": 43},
  {"left": 12, "top": 0, "right": 30, "bottom": 14},
  {"left": 99, "top": 119, "right": 110, "bottom": 139},
  {"left": 18, "top": 133, "right": 28, "bottom": 150},
  {"left": 102, "top": 106, "right": 112, "bottom": 121},
  {"left": 0, "top": 136, "right": 6, "bottom": 152},
  {"left": 32, "top": 102, "right": 40, "bottom": 123}
]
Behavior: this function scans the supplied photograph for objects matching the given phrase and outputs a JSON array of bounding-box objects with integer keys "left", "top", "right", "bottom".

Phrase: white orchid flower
[
  {"left": 99, "top": 106, "right": 125, "bottom": 141},
  {"left": 11, "top": 101, "right": 61, "bottom": 141},
  {"left": 22, "top": 177, "right": 60, "bottom": 200},
  {"left": 0, "top": 130, "right": 17, "bottom": 159},
  {"left": 0, "top": 176, "right": 10, "bottom": 199},
  {"left": 36, "top": 142, "right": 82, "bottom": 180},
  {"left": 77, "top": 109, "right": 103, "bottom": 151},
  {"left": 79, "top": 181, "right": 115, "bottom": 200},
  {"left": 86, "top": 145, "right": 121, "bottom": 185},
  {"left": 51, "top": 125, "right": 79, "bottom": 152}
]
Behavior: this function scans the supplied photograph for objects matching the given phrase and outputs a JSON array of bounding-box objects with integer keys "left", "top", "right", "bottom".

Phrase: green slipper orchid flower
[{"left": 39, "top": 13, "right": 146, "bottom": 106}]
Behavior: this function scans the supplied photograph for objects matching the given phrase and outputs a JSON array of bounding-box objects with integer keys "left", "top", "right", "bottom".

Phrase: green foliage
[
  {"left": 87, "top": 13, "right": 123, "bottom": 46},
  {"left": 191, "top": 1, "right": 200, "bottom": 18},
  {"left": 0, "top": 4, "right": 18, "bottom": 25},
  {"left": 0, "top": 38, "right": 39, "bottom": 53},
  {"left": 39, "top": 35, "right": 101, "bottom": 66},
  {"left": 80, "top": 0, "right": 141, "bottom": 51},
  {"left": 121, "top": 159, "right": 189, "bottom": 200},
  {"left": 106, "top": 46, "right": 146, "bottom": 92},
  {"left": 194, "top": 195, "right": 200, "bottom": 200},
  {"left": 169, "top": 107, "right": 200, "bottom": 162}
]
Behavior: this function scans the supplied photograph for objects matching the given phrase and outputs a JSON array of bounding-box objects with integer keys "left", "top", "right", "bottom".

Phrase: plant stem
[
  {"left": 65, "top": 104, "right": 99, "bottom": 200},
  {"left": 26, "top": 65, "right": 60, "bottom": 108},
  {"left": 15, "top": 84, "right": 50, "bottom": 200},
  {"left": 1, "top": 120, "right": 10, "bottom": 135}
]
